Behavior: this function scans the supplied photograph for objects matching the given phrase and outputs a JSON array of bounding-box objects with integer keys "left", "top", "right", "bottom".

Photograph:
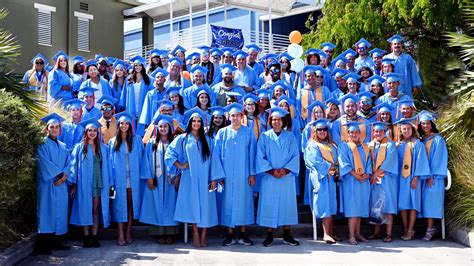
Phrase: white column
[
  {"left": 170, "top": 0, "right": 174, "bottom": 48},
  {"left": 224, "top": 1, "right": 227, "bottom": 26},
  {"left": 205, "top": 0, "right": 209, "bottom": 45},
  {"left": 189, "top": 1, "right": 193, "bottom": 48},
  {"left": 268, "top": 0, "right": 273, "bottom": 53}
]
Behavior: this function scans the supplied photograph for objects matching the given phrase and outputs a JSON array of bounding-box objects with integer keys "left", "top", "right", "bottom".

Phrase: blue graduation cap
[
  {"left": 393, "top": 117, "right": 417, "bottom": 125},
  {"left": 152, "top": 114, "right": 174, "bottom": 127},
  {"left": 333, "top": 55, "right": 348, "bottom": 66},
  {"left": 52, "top": 50, "right": 69, "bottom": 61},
  {"left": 270, "top": 80, "right": 288, "bottom": 92},
  {"left": 343, "top": 73, "right": 361, "bottom": 83},
  {"left": 368, "top": 75, "right": 386, "bottom": 85},
  {"left": 398, "top": 99, "right": 415, "bottom": 108},
  {"left": 325, "top": 97, "right": 340, "bottom": 107},
  {"left": 345, "top": 121, "right": 363, "bottom": 131},
  {"left": 190, "top": 65, "right": 208, "bottom": 76},
  {"left": 267, "top": 60, "right": 280, "bottom": 69},
  {"left": 243, "top": 93, "right": 259, "bottom": 104},
  {"left": 95, "top": 54, "right": 107, "bottom": 61},
  {"left": 246, "top": 44, "right": 261, "bottom": 52},
  {"left": 332, "top": 68, "right": 349, "bottom": 78},
  {"left": 79, "top": 86, "right": 98, "bottom": 97},
  {"left": 159, "top": 99, "right": 174, "bottom": 108},
  {"left": 224, "top": 91, "right": 242, "bottom": 98},
  {"left": 71, "top": 55, "right": 85, "bottom": 64},
  {"left": 303, "top": 65, "right": 317, "bottom": 75},
  {"left": 381, "top": 58, "right": 395, "bottom": 66},
  {"left": 150, "top": 67, "right": 169, "bottom": 78},
  {"left": 31, "top": 53, "right": 49, "bottom": 65},
  {"left": 375, "top": 102, "right": 395, "bottom": 114},
  {"left": 130, "top": 55, "right": 146, "bottom": 65},
  {"left": 305, "top": 48, "right": 321, "bottom": 56},
  {"left": 314, "top": 118, "right": 330, "bottom": 128},
  {"left": 41, "top": 113, "right": 65, "bottom": 125},
  {"left": 198, "top": 45, "right": 211, "bottom": 53},
  {"left": 266, "top": 107, "right": 289, "bottom": 118},
  {"left": 313, "top": 66, "right": 327, "bottom": 75},
  {"left": 85, "top": 60, "right": 98, "bottom": 68},
  {"left": 107, "top": 57, "right": 118, "bottom": 65},
  {"left": 341, "top": 94, "right": 359, "bottom": 105},
  {"left": 187, "top": 52, "right": 200, "bottom": 60},
  {"left": 225, "top": 103, "right": 243, "bottom": 114},
  {"left": 343, "top": 48, "right": 357, "bottom": 58},
  {"left": 168, "top": 57, "right": 184, "bottom": 66},
  {"left": 255, "top": 88, "right": 271, "bottom": 99},
  {"left": 113, "top": 59, "right": 126, "bottom": 69},
  {"left": 278, "top": 52, "right": 294, "bottom": 61},
  {"left": 159, "top": 49, "right": 170, "bottom": 57},
  {"left": 183, "top": 107, "right": 206, "bottom": 125},
  {"left": 320, "top": 42, "right": 336, "bottom": 51},
  {"left": 354, "top": 38, "right": 372, "bottom": 49},
  {"left": 46, "top": 65, "right": 54, "bottom": 72},
  {"left": 308, "top": 101, "right": 327, "bottom": 114},
  {"left": 371, "top": 121, "right": 390, "bottom": 131},
  {"left": 385, "top": 73, "right": 402, "bottom": 83},
  {"left": 417, "top": 110, "right": 437, "bottom": 122},
  {"left": 171, "top": 45, "right": 186, "bottom": 56},
  {"left": 97, "top": 95, "right": 117, "bottom": 106},
  {"left": 115, "top": 111, "right": 134, "bottom": 124},
  {"left": 317, "top": 50, "right": 327, "bottom": 59},
  {"left": 63, "top": 98, "right": 85, "bottom": 111},
  {"left": 210, "top": 48, "right": 223, "bottom": 57},
  {"left": 221, "top": 47, "right": 234, "bottom": 56},
  {"left": 79, "top": 118, "right": 102, "bottom": 129},
  {"left": 148, "top": 48, "right": 162, "bottom": 57},
  {"left": 220, "top": 63, "right": 237, "bottom": 74},
  {"left": 387, "top": 34, "right": 405, "bottom": 43},
  {"left": 358, "top": 91, "right": 376, "bottom": 100},
  {"left": 233, "top": 50, "right": 248, "bottom": 59},
  {"left": 277, "top": 95, "right": 295, "bottom": 107},
  {"left": 261, "top": 53, "right": 278, "bottom": 62},
  {"left": 166, "top": 86, "right": 181, "bottom": 96},
  {"left": 369, "top": 48, "right": 387, "bottom": 57},
  {"left": 192, "top": 86, "right": 212, "bottom": 98},
  {"left": 210, "top": 106, "right": 226, "bottom": 117}
]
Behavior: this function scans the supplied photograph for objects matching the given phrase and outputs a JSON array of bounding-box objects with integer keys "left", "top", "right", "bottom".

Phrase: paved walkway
[{"left": 21, "top": 238, "right": 472, "bottom": 265}]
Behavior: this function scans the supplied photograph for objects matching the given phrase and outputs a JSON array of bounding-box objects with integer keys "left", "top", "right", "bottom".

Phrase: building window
[
  {"left": 34, "top": 3, "right": 56, "bottom": 46},
  {"left": 74, "top": 12, "right": 94, "bottom": 52}
]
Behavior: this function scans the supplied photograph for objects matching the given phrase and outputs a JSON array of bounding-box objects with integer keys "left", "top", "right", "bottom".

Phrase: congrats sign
[{"left": 210, "top": 25, "right": 244, "bottom": 49}]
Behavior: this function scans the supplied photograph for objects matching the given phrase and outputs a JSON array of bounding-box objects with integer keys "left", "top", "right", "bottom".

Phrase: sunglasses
[
  {"left": 270, "top": 69, "right": 281, "bottom": 73},
  {"left": 316, "top": 127, "right": 329, "bottom": 132},
  {"left": 35, "top": 61, "right": 45, "bottom": 65},
  {"left": 101, "top": 107, "right": 113, "bottom": 111},
  {"left": 324, "top": 50, "right": 333, "bottom": 54},
  {"left": 362, "top": 100, "right": 372, "bottom": 105},
  {"left": 316, "top": 75, "right": 324, "bottom": 78},
  {"left": 99, "top": 62, "right": 108, "bottom": 66}
]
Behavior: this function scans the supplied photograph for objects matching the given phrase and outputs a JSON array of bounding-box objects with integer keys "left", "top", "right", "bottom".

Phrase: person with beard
[
  {"left": 139, "top": 68, "right": 169, "bottom": 130},
  {"left": 369, "top": 48, "right": 387, "bottom": 76},
  {"left": 259, "top": 62, "right": 284, "bottom": 90},
  {"left": 233, "top": 50, "right": 260, "bottom": 93},
  {"left": 330, "top": 68, "right": 347, "bottom": 100},
  {"left": 245, "top": 44, "right": 264, "bottom": 76},
  {"left": 211, "top": 64, "right": 245, "bottom": 106},
  {"left": 97, "top": 96, "right": 119, "bottom": 144},
  {"left": 354, "top": 38, "right": 375, "bottom": 71},
  {"left": 70, "top": 56, "right": 85, "bottom": 96},
  {"left": 95, "top": 54, "right": 111, "bottom": 81},
  {"left": 321, "top": 42, "right": 337, "bottom": 71},
  {"left": 221, "top": 48, "right": 235, "bottom": 65},
  {"left": 357, "top": 91, "right": 377, "bottom": 123},
  {"left": 198, "top": 46, "right": 221, "bottom": 87}
]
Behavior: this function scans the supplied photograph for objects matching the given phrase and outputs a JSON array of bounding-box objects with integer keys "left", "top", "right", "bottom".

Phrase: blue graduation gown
[
  {"left": 421, "top": 134, "right": 448, "bottom": 218},
  {"left": 375, "top": 93, "right": 412, "bottom": 119},
  {"left": 36, "top": 137, "right": 71, "bottom": 235},
  {"left": 354, "top": 56, "right": 375, "bottom": 71},
  {"left": 71, "top": 73, "right": 85, "bottom": 94},
  {"left": 211, "top": 82, "right": 246, "bottom": 106},
  {"left": 234, "top": 66, "right": 260, "bottom": 92},
  {"left": 140, "top": 139, "right": 178, "bottom": 226},
  {"left": 48, "top": 69, "right": 73, "bottom": 101},
  {"left": 165, "top": 134, "right": 218, "bottom": 228},
  {"left": 70, "top": 142, "right": 112, "bottom": 227},
  {"left": 80, "top": 78, "right": 113, "bottom": 107},
  {"left": 59, "top": 122, "right": 84, "bottom": 152},
  {"left": 397, "top": 139, "right": 431, "bottom": 212},
  {"left": 384, "top": 53, "right": 423, "bottom": 98},
  {"left": 23, "top": 69, "right": 48, "bottom": 91},
  {"left": 296, "top": 86, "right": 332, "bottom": 127},
  {"left": 108, "top": 79, "right": 126, "bottom": 105},
  {"left": 304, "top": 141, "right": 338, "bottom": 218},
  {"left": 108, "top": 135, "right": 144, "bottom": 222},
  {"left": 182, "top": 84, "right": 216, "bottom": 110},
  {"left": 330, "top": 116, "right": 372, "bottom": 145},
  {"left": 256, "top": 129, "right": 300, "bottom": 228},
  {"left": 82, "top": 106, "right": 102, "bottom": 121},
  {"left": 164, "top": 75, "right": 192, "bottom": 91},
  {"left": 338, "top": 142, "right": 373, "bottom": 217},
  {"left": 211, "top": 126, "right": 256, "bottom": 227},
  {"left": 138, "top": 88, "right": 167, "bottom": 127},
  {"left": 301, "top": 121, "right": 317, "bottom": 205},
  {"left": 248, "top": 62, "right": 264, "bottom": 77},
  {"left": 370, "top": 140, "right": 399, "bottom": 215},
  {"left": 119, "top": 80, "right": 155, "bottom": 133}
]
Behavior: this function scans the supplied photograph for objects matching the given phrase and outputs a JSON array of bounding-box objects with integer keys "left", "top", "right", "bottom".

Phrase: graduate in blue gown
[
  {"left": 48, "top": 51, "right": 74, "bottom": 109},
  {"left": 165, "top": 107, "right": 218, "bottom": 248},
  {"left": 375, "top": 73, "right": 411, "bottom": 119},
  {"left": 338, "top": 121, "right": 373, "bottom": 245},
  {"left": 59, "top": 99, "right": 85, "bottom": 152},
  {"left": 393, "top": 117, "right": 431, "bottom": 241},
  {"left": 108, "top": 112, "right": 144, "bottom": 246},
  {"left": 233, "top": 50, "right": 260, "bottom": 93},
  {"left": 79, "top": 86, "right": 102, "bottom": 121},
  {"left": 417, "top": 111, "right": 448, "bottom": 241},
  {"left": 140, "top": 115, "right": 179, "bottom": 244},
  {"left": 164, "top": 57, "right": 192, "bottom": 90},
  {"left": 304, "top": 119, "right": 341, "bottom": 244},
  {"left": 23, "top": 53, "right": 49, "bottom": 94},
  {"left": 246, "top": 44, "right": 265, "bottom": 77},
  {"left": 211, "top": 64, "right": 246, "bottom": 106},
  {"left": 182, "top": 65, "right": 214, "bottom": 109},
  {"left": 35, "top": 113, "right": 71, "bottom": 254},
  {"left": 211, "top": 103, "right": 257, "bottom": 246},
  {"left": 139, "top": 68, "right": 169, "bottom": 130},
  {"left": 256, "top": 107, "right": 300, "bottom": 247},
  {"left": 109, "top": 60, "right": 128, "bottom": 107},
  {"left": 80, "top": 60, "right": 113, "bottom": 109},
  {"left": 296, "top": 66, "right": 332, "bottom": 123},
  {"left": 366, "top": 122, "right": 399, "bottom": 243},
  {"left": 70, "top": 119, "right": 112, "bottom": 248}
]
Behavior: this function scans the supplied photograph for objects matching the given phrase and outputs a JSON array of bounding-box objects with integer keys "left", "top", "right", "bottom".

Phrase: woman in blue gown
[
  {"left": 393, "top": 117, "right": 431, "bottom": 241},
  {"left": 48, "top": 51, "right": 73, "bottom": 110},
  {"left": 70, "top": 119, "right": 112, "bottom": 248},
  {"left": 35, "top": 113, "right": 71, "bottom": 254},
  {"left": 304, "top": 119, "right": 340, "bottom": 244},
  {"left": 338, "top": 121, "right": 373, "bottom": 245},
  {"left": 108, "top": 112, "right": 144, "bottom": 246},
  {"left": 140, "top": 114, "right": 180, "bottom": 244},
  {"left": 417, "top": 111, "right": 448, "bottom": 241},
  {"left": 165, "top": 107, "right": 217, "bottom": 248}
]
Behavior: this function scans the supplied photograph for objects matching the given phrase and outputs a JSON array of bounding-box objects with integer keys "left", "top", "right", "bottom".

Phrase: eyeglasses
[
  {"left": 361, "top": 100, "right": 372, "bottom": 105},
  {"left": 270, "top": 69, "right": 281, "bottom": 74},
  {"left": 324, "top": 50, "right": 333, "bottom": 54},
  {"left": 316, "top": 75, "right": 324, "bottom": 78},
  {"left": 99, "top": 62, "right": 108, "bottom": 66},
  {"left": 316, "top": 127, "right": 328, "bottom": 132},
  {"left": 35, "top": 61, "right": 44, "bottom": 65},
  {"left": 101, "top": 107, "right": 113, "bottom": 111}
]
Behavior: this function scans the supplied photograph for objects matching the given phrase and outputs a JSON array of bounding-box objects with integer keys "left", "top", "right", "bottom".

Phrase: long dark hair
[
  {"left": 418, "top": 120, "right": 439, "bottom": 138},
  {"left": 114, "top": 122, "right": 133, "bottom": 152},
  {"left": 153, "top": 123, "right": 174, "bottom": 151},
  {"left": 128, "top": 64, "right": 150, "bottom": 85},
  {"left": 147, "top": 56, "right": 163, "bottom": 74},
  {"left": 306, "top": 54, "right": 320, "bottom": 66},
  {"left": 207, "top": 115, "right": 227, "bottom": 137},
  {"left": 195, "top": 92, "right": 212, "bottom": 110},
  {"left": 185, "top": 117, "right": 211, "bottom": 160},
  {"left": 281, "top": 59, "right": 295, "bottom": 74},
  {"left": 86, "top": 64, "right": 100, "bottom": 80},
  {"left": 283, "top": 113, "right": 293, "bottom": 131},
  {"left": 269, "top": 115, "right": 288, "bottom": 129},
  {"left": 112, "top": 67, "right": 126, "bottom": 92},
  {"left": 82, "top": 128, "right": 102, "bottom": 160},
  {"left": 358, "top": 66, "right": 374, "bottom": 82},
  {"left": 54, "top": 57, "right": 71, "bottom": 77}
]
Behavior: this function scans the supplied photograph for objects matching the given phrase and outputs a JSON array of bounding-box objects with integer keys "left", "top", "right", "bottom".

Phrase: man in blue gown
[{"left": 59, "top": 99, "right": 85, "bottom": 152}]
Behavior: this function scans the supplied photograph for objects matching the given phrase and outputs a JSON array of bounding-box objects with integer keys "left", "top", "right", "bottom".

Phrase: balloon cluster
[{"left": 288, "top": 30, "right": 304, "bottom": 72}]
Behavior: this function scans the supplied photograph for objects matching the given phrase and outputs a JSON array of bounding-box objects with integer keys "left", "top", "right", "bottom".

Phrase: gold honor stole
[
  {"left": 315, "top": 142, "right": 336, "bottom": 176},
  {"left": 348, "top": 141, "right": 369, "bottom": 175},
  {"left": 401, "top": 140, "right": 415, "bottom": 179},
  {"left": 143, "top": 124, "right": 155, "bottom": 144},
  {"left": 29, "top": 70, "right": 48, "bottom": 87},
  {"left": 242, "top": 115, "right": 261, "bottom": 140},
  {"left": 301, "top": 87, "right": 323, "bottom": 120},
  {"left": 424, "top": 137, "right": 434, "bottom": 160},
  {"left": 340, "top": 116, "right": 367, "bottom": 142},
  {"left": 369, "top": 139, "right": 388, "bottom": 175}
]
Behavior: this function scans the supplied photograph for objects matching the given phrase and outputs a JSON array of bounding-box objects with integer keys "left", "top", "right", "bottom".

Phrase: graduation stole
[
  {"left": 347, "top": 141, "right": 369, "bottom": 175},
  {"left": 143, "top": 124, "right": 155, "bottom": 144},
  {"left": 29, "top": 70, "right": 48, "bottom": 87},
  {"left": 301, "top": 87, "right": 322, "bottom": 120},
  {"left": 401, "top": 139, "right": 416, "bottom": 179},
  {"left": 315, "top": 142, "right": 337, "bottom": 176},
  {"left": 424, "top": 136, "right": 435, "bottom": 160},
  {"left": 340, "top": 116, "right": 367, "bottom": 142},
  {"left": 368, "top": 138, "right": 388, "bottom": 174},
  {"left": 241, "top": 115, "right": 261, "bottom": 140}
]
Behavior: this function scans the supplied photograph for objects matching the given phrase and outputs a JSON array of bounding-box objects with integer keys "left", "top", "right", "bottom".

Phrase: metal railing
[{"left": 123, "top": 25, "right": 290, "bottom": 60}]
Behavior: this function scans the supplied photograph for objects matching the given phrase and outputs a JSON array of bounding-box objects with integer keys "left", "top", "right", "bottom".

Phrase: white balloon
[
  {"left": 291, "top": 58, "right": 305, "bottom": 72},
  {"left": 287, "top": 43, "right": 303, "bottom": 58}
]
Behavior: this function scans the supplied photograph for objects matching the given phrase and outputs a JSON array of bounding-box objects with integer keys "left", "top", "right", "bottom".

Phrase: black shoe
[
  {"left": 90, "top": 235, "right": 101, "bottom": 248},
  {"left": 237, "top": 236, "right": 254, "bottom": 246},
  {"left": 222, "top": 235, "right": 236, "bottom": 246},
  {"left": 35, "top": 234, "right": 52, "bottom": 255},
  {"left": 51, "top": 236, "right": 71, "bottom": 250},
  {"left": 283, "top": 234, "right": 300, "bottom": 246},
  {"left": 83, "top": 236, "right": 92, "bottom": 248},
  {"left": 262, "top": 235, "right": 273, "bottom": 247}
]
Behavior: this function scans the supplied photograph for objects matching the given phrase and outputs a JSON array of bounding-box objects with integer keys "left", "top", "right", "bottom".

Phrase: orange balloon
[
  {"left": 289, "top": 31, "right": 302, "bottom": 44},
  {"left": 182, "top": 71, "right": 191, "bottom": 81}
]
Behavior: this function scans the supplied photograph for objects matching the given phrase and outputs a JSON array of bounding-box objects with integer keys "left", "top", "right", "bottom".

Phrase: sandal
[
  {"left": 323, "top": 235, "right": 336, "bottom": 244},
  {"left": 356, "top": 235, "right": 369, "bottom": 243},
  {"left": 117, "top": 240, "right": 126, "bottom": 246},
  {"left": 193, "top": 233, "right": 201, "bottom": 248},
  {"left": 331, "top": 235, "right": 342, "bottom": 242},
  {"left": 401, "top": 230, "right": 415, "bottom": 241},
  {"left": 383, "top": 235, "right": 393, "bottom": 243},
  {"left": 200, "top": 233, "right": 208, "bottom": 247},
  {"left": 348, "top": 237, "right": 358, "bottom": 245},
  {"left": 367, "top": 233, "right": 382, "bottom": 240},
  {"left": 422, "top": 228, "right": 437, "bottom": 241}
]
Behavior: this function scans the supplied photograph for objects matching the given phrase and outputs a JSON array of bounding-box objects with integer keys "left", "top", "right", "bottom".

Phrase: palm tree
[{"left": 0, "top": 8, "right": 47, "bottom": 118}]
